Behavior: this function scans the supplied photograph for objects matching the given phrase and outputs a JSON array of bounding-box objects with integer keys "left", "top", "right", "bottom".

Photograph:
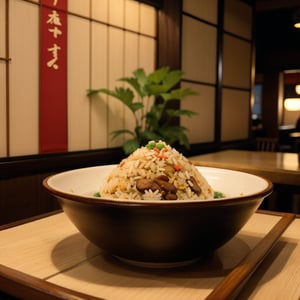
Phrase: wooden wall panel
[
  {"left": 0, "top": 0, "right": 4, "bottom": 56},
  {"left": 108, "top": 27, "right": 125, "bottom": 147},
  {"left": 224, "top": 0, "right": 252, "bottom": 39},
  {"left": 2, "top": 0, "right": 157, "bottom": 158},
  {"left": 91, "top": 0, "right": 108, "bottom": 22},
  {"left": 181, "top": 16, "right": 217, "bottom": 84},
  {"left": 140, "top": 3, "right": 157, "bottom": 36},
  {"left": 181, "top": 82, "right": 215, "bottom": 144},
  {"left": 221, "top": 88, "right": 250, "bottom": 141},
  {"left": 0, "top": 63, "right": 6, "bottom": 157},
  {"left": 183, "top": 0, "right": 218, "bottom": 24},
  {"left": 0, "top": 0, "right": 5, "bottom": 157},
  {"left": 109, "top": 0, "right": 125, "bottom": 27},
  {"left": 68, "top": 0, "right": 90, "bottom": 17},
  {"left": 125, "top": 0, "right": 139, "bottom": 31},
  {"left": 9, "top": 1, "right": 39, "bottom": 156},
  {"left": 67, "top": 16, "right": 90, "bottom": 152},
  {"left": 0, "top": 173, "right": 60, "bottom": 225},
  {"left": 139, "top": 35, "right": 156, "bottom": 73},
  {"left": 223, "top": 34, "right": 252, "bottom": 89},
  {"left": 124, "top": 32, "right": 139, "bottom": 135},
  {"left": 90, "top": 23, "right": 109, "bottom": 150}
]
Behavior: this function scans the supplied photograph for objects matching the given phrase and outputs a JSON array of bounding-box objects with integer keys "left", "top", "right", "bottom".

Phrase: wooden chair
[{"left": 255, "top": 137, "right": 278, "bottom": 152}]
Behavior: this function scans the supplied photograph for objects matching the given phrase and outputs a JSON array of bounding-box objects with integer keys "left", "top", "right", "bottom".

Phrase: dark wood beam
[{"left": 256, "top": 0, "right": 300, "bottom": 12}]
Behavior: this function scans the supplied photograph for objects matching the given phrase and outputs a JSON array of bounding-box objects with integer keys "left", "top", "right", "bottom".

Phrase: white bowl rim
[{"left": 43, "top": 164, "right": 273, "bottom": 206}]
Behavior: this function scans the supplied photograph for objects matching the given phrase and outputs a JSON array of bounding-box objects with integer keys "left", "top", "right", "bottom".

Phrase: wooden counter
[{"left": 189, "top": 150, "right": 300, "bottom": 186}]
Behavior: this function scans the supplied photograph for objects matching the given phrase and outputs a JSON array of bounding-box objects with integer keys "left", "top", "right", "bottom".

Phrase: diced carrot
[
  {"left": 157, "top": 154, "right": 168, "bottom": 159},
  {"left": 173, "top": 164, "right": 181, "bottom": 171}
]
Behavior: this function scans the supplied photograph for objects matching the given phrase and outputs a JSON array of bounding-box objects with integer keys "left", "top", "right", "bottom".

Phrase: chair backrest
[
  {"left": 255, "top": 137, "right": 278, "bottom": 152},
  {"left": 296, "top": 117, "right": 300, "bottom": 130}
]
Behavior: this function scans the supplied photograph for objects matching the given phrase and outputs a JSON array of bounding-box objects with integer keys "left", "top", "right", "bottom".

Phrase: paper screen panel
[
  {"left": 109, "top": 0, "right": 124, "bottom": 27},
  {"left": 125, "top": 0, "right": 139, "bottom": 31},
  {"left": 140, "top": 3, "right": 156, "bottom": 37},
  {"left": 91, "top": 0, "right": 108, "bottom": 22},
  {"left": 0, "top": 1, "right": 5, "bottom": 156},
  {"left": 67, "top": 0, "right": 90, "bottom": 18},
  {"left": 90, "top": 22, "right": 109, "bottom": 150},
  {"left": 222, "top": 34, "right": 251, "bottom": 89},
  {"left": 139, "top": 36, "right": 156, "bottom": 74},
  {"left": 183, "top": 0, "right": 218, "bottom": 24},
  {"left": 224, "top": 0, "right": 252, "bottom": 40},
  {"left": 9, "top": 1, "right": 39, "bottom": 156},
  {"left": 135, "top": 35, "right": 156, "bottom": 141},
  {"left": 67, "top": 15, "right": 90, "bottom": 151},
  {"left": 0, "top": 0, "right": 5, "bottom": 57},
  {"left": 107, "top": 27, "right": 125, "bottom": 148},
  {"left": 181, "top": 82, "right": 215, "bottom": 144},
  {"left": 182, "top": 16, "right": 217, "bottom": 84},
  {"left": 221, "top": 88, "right": 250, "bottom": 141},
  {"left": 0, "top": 63, "right": 6, "bottom": 157},
  {"left": 4, "top": 0, "right": 157, "bottom": 157},
  {"left": 123, "top": 32, "right": 139, "bottom": 138}
]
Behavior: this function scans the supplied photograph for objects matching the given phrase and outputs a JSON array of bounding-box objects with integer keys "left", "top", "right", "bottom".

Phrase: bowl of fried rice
[{"left": 43, "top": 141, "right": 272, "bottom": 268}]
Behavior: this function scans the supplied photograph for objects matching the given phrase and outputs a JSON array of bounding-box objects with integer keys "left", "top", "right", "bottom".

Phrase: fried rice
[{"left": 100, "top": 141, "right": 214, "bottom": 201}]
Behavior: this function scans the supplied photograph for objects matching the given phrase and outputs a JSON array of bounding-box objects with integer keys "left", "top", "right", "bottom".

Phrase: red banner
[{"left": 40, "top": 0, "right": 67, "bottom": 153}]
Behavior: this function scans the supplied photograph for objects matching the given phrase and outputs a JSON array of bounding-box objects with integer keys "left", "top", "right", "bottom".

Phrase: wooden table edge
[
  {"left": 0, "top": 264, "right": 104, "bottom": 300},
  {"left": 205, "top": 212, "right": 297, "bottom": 300}
]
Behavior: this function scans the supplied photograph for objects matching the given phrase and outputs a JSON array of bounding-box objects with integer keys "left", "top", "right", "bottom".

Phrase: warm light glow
[
  {"left": 295, "top": 85, "right": 300, "bottom": 95},
  {"left": 284, "top": 98, "right": 300, "bottom": 111},
  {"left": 294, "top": 22, "right": 300, "bottom": 29}
]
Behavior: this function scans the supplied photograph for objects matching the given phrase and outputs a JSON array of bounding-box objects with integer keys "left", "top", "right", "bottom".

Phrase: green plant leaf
[
  {"left": 118, "top": 77, "right": 146, "bottom": 98},
  {"left": 111, "top": 129, "right": 135, "bottom": 140},
  {"left": 161, "top": 88, "right": 198, "bottom": 101},
  {"left": 144, "top": 84, "right": 170, "bottom": 96},
  {"left": 133, "top": 68, "right": 147, "bottom": 85},
  {"left": 146, "top": 104, "right": 165, "bottom": 128},
  {"left": 123, "top": 138, "right": 140, "bottom": 155},
  {"left": 113, "top": 87, "right": 134, "bottom": 103},
  {"left": 158, "top": 125, "right": 190, "bottom": 149},
  {"left": 147, "top": 67, "right": 170, "bottom": 84},
  {"left": 87, "top": 67, "right": 198, "bottom": 155},
  {"left": 87, "top": 88, "right": 106, "bottom": 96},
  {"left": 140, "top": 130, "right": 162, "bottom": 141},
  {"left": 166, "top": 109, "right": 198, "bottom": 118},
  {"left": 162, "top": 70, "right": 183, "bottom": 90}
]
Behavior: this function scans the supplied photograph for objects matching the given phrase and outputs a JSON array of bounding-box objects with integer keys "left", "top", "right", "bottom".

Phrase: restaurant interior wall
[
  {"left": 283, "top": 72, "right": 300, "bottom": 126},
  {"left": 0, "top": 0, "right": 255, "bottom": 225},
  {"left": 255, "top": 2, "right": 300, "bottom": 140},
  {"left": 0, "top": 0, "right": 254, "bottom": 159}
]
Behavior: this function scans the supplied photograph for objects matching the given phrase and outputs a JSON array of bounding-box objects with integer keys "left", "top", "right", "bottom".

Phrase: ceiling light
[
  {"left": 284, "top": 98, "right": 300, "bottom": 111},
  {"left": 295, "top": 85, "right": 300, "bottom": 95},
  {"left": 293, "top": 8, "right": 300, "bottom": 29}
]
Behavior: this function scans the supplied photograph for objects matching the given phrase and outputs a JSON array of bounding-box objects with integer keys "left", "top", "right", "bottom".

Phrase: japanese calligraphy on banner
[{"left": 40, "top": 0, "right": 67, "bottom": 153}]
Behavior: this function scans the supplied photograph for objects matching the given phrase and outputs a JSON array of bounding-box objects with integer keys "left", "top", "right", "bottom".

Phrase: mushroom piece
[
  {"left": 188, "top": 176, "right": 202, "bottom": 195},
  {"left": 136, "top": 179, "right": 161, "bottom": 193}
]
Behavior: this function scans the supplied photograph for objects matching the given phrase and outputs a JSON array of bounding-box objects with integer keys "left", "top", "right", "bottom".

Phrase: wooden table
[
  {"left": 289, "top": 132, "right": 300, "bottom": 152},
  {"left": 0, "top": 210, "right": 299, "bottom": 300},
  {"left": 189, "top": 150, "right": 300, "bottom": 186}
]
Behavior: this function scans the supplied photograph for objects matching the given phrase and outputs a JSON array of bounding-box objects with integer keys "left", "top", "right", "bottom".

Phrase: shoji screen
[
  {"left": 181, "top": 0, "right": 218, "bottom": 144},
  {"left": 9, "top": 0, "right": 40, "bottom": 157},
  {"left": 2, "top": 0, "right": 157, "bottom": 157},
  {"left": 181, "top": 0, "right": 253, "bottom": 144},
  {"left": 0, "top": 0, "right": 6, "bottom": 157},
  {"left": 221, "top": 0, "right": 252, "bottom": 141}
]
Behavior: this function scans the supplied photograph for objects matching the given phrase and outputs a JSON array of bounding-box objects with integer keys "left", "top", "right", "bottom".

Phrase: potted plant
[{"left": 87, "top": 67, "right": 198, "bottom": 155}]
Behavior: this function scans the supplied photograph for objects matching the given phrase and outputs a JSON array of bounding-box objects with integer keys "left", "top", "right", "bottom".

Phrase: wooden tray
[{"left": 0, "top": 212, "right": 296, "bottom": 300}]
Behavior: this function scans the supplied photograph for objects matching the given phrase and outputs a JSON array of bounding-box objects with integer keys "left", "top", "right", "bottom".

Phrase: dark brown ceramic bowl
[{"left": 43, "top": 165, "right": 272, "bottom": 268}]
